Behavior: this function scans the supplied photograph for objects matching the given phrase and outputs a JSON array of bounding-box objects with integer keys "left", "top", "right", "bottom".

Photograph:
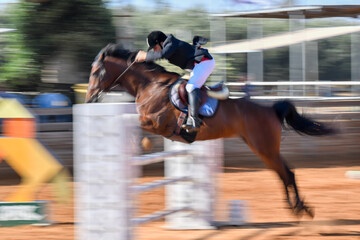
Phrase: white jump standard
[{"left": 73, "top": 103, "right": 224, "bottom": 240}]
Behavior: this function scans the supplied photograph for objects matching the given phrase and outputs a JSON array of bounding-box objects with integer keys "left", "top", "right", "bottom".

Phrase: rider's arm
[
  {"left": 145, "top": 50, "right": 162, "bottom": 62},
  {"left": 145, "top": 34, "right": 178, "bottom": 62}
]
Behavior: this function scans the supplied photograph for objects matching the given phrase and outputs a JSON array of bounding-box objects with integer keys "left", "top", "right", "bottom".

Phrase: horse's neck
[
  {"left": 121, "top": 71, "right": 151, "bottom": 97},
  {"left": 124, "top": 65, "right": 178, "bottom": 98},
  {"left": 121, "top": 75, "right": 140, "bottom": 97}
]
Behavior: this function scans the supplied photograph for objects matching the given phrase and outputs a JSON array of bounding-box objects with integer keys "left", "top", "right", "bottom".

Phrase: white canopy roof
[
  {"left": 0, "top": 28, "right": 15, "bottom": 34},
  {"left": 211, "top": 5, "right": 360, "bottom": 19},
  {"left": 209, "top": 26, "right": 360, "bottom": 53}
]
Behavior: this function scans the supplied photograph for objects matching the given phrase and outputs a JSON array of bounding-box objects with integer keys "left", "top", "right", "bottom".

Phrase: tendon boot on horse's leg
[{"left": 183, "top": 88, "right": 201, "bottom": 132}]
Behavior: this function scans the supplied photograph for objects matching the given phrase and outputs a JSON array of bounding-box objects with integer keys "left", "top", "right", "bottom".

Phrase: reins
[
  {"left": 107, "top": 51, "right": 138, "bottom": 91},
  {"left": 108, "top": 60, "right": 136, "bottom": 91}
]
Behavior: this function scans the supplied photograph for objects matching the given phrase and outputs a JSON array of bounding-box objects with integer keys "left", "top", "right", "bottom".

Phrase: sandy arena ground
[{"left": 0, "top": 151, "right": 359, "bottom": 240}]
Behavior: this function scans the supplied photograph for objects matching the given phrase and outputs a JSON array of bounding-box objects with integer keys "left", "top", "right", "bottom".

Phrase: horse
[{"left": 86, "top": 43, "right": 335, "bottom": 218}]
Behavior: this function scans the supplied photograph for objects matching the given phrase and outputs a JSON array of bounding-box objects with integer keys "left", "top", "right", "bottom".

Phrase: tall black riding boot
[{"left": 183, "top": 88, "right": 201, "bottom": 132}]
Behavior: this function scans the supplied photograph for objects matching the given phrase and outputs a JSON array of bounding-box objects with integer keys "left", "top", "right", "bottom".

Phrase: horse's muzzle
[
  {"left": 86, "top": 91, "right": 104, "bottom": 103},
  {"left": 86, "top": 95, "right": 99, "bottom": 103}
]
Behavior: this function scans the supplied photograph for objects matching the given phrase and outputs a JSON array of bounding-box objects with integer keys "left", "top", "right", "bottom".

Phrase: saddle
[
  {"left": 177, "top": 80, "right": 229, "bottom": 106},
  {"left": 169, "top": 78, "right": 229, "bottom": 117},
  {"left": 169, "top": 78, "right": 229, "bottom": 142}
]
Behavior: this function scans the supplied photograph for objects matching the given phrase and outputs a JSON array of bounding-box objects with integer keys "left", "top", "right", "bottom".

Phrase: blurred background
[
  {"left": 1, "top": 0, "right": 360, "bottom": 98},
  {"left": 0, "top": 0, "right": 359, "bottom": 177},
  {"left": 0, "top": 0, "right": 358, "bottom": 178},
  {"left": 0, "top": 0, "right": 359, "bottom": 239}
]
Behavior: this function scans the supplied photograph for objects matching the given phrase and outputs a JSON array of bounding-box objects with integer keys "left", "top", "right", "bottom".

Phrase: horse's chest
[
  {"left": 137, "top": 107, "right": 163, "bottom": 126},
  {"left": 135, "top": 86, "right": 174, "bottom": 133},
  {"left": 137, "top": 103, "right": 174, "bottom": 134}
]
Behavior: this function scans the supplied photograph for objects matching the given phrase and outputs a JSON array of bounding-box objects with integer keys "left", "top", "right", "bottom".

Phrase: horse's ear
[
  {"left": 93, "top": 51, "right": 105, "bottom": 67},
  {"left": 98, "top": 52, "right": 105, "bottom": 61}
]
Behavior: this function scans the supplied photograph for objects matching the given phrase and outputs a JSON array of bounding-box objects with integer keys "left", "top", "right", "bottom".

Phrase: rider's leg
[
  {"left": 183, "top": 88, "right": 202, "bottom": 132},
  {"left": 183, "top": 58, "right": 215, "bottom": 132}
]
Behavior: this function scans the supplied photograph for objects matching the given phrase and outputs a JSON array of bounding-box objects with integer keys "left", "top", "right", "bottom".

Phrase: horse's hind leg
[
  {"left": 248, "top": 144, "right": 314, "bottom": 218},
  {"left": 280, "top": 157, "right": 314, "bottom": 218},
  {"left": 242, "top": 119, "right": 314, "bottom": 218}
]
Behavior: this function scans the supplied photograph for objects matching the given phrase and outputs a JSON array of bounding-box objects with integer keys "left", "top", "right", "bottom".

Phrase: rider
[{"left": 135, "top": 30, "right": 215, "bottom": 132}]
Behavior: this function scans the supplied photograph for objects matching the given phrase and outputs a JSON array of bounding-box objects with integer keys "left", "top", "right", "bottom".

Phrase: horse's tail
[{"left": 273, "top": 100, "right": 335, "bottom": 136}]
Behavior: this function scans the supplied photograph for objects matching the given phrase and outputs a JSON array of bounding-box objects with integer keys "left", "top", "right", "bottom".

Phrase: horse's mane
[{"left": 94, "top": 43, "right": 177, "bottom": 75}]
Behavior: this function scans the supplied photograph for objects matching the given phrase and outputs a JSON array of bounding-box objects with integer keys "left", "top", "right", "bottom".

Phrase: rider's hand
[{"left": 135, "top": 51, "right": 147, "bottom": 62}]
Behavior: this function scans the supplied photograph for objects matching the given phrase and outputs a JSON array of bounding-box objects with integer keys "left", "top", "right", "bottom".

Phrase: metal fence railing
[{"left": 226, "top": 81, "right": 360, "bottom": 100}]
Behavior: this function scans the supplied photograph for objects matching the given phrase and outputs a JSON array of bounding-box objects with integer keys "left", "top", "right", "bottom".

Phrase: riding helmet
[{"left": 146, "top": 31, "right": 167, "bottom": 51}]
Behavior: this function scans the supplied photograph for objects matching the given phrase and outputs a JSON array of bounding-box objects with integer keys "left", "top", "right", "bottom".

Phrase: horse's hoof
[
  {"left": 289, "top": 199, "right": 315, "bottom": 219},
  {"left": 304, "top": 205, "right": 315, "bottom": 219},
  {"left": 293, "top": 204, "right": 315, "bottom": 219},
  {"left": 141, "top": 137, "right": 153, "bottom": 151}
]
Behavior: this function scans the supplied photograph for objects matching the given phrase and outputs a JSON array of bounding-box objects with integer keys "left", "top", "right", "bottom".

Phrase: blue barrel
[{"left": 32, "top": 93, "right": 72, "bottom": 123}]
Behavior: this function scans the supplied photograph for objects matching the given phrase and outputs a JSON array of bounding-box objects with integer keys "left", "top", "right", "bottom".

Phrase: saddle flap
[
  {"left": 178, "top": 81, "right": 188, "bottom": 105},
  {"left": 178, "top": 81, "right": 207, "bottom": 106}
]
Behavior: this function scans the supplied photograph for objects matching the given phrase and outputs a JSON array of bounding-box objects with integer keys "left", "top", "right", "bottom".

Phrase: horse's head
[
  {"left": 86, "top": 56, "right": 104, "bottom": 103},
  {"left": 85, "top": 44, "right": 136, "bottom": 103},
  {"left": 86, "top": 43, "right": 178, "bottom": 103}
]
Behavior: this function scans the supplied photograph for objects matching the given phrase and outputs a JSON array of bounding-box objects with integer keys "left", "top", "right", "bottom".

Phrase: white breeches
[{"left": 185, "top": 58, "right": 215, "bottom": 93}]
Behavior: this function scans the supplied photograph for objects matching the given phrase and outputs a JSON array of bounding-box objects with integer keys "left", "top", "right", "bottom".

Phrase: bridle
[{"left": 89, "top": 52, "right": 137, "bottom": 103}]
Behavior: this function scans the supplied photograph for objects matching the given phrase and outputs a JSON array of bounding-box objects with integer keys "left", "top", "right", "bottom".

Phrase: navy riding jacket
[{"left": 145, "top": 34, "right": 212, "bottom": 70}]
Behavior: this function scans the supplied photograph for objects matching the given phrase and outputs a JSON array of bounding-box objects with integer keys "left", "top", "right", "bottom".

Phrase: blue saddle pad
[{"left": 169, "top": 80, "right": 218, "bottom": 117}]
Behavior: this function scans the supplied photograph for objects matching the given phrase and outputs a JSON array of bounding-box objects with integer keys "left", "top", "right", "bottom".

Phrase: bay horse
[{"left": 86, "top": 43, "right": 334, "bottom": 218}]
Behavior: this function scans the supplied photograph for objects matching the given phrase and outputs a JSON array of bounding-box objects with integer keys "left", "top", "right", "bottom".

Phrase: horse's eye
[
  {"left": 92, "top": 67, "right": 105, "bottom": 78},
  {"left": 99, "top": 69, "right": 106, "bottom": 77}
]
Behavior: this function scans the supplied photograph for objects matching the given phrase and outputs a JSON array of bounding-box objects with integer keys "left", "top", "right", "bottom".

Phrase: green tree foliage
[
  {"left": 1, "top": 2, "right": 356, "bottom": 91},
  {"left": 1, "top": 0, "right": 116, "bottom": 90},
  {"left": 318, "top": 35, "right": 351, "bottom": 81},
  {"left": 0, "top": 32, "right": 40, "bottom": 90}
]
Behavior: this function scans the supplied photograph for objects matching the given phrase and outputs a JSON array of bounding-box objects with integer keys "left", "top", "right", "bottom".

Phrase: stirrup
[
  {"left": 182, "top": 117, "right": 193, "bottom": 130},
  {"left": 182, "top": 116, "right": 201, "bottom": 132},
  {"left": 186, "top": 126, "right": 200, "bottom": 133}
]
